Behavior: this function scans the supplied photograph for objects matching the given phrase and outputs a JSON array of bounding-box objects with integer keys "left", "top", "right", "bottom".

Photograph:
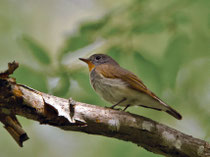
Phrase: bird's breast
[{"left": 90, "top": 70, "right": 131, "bottom": 104}]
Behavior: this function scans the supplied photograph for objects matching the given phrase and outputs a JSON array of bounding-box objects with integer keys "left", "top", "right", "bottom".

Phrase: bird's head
[{"left": 79, "top": 54, "right": 119, "bottom": 71}]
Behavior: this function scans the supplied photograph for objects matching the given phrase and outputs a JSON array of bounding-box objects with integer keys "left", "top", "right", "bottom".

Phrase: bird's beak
[
  {"left": 79, "top": 58, "right": 95, "bottom": 71},
  {"left": 79, "top": 58, "right": 90, "bottom": 64}
]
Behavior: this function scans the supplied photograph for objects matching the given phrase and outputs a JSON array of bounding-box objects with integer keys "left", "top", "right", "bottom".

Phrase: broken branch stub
[
  {"left": 0, "top": 61, "right": 29, "bottom": 147},
  {"left": 0, "top": 62, "right": 86, "bottom": 147}
]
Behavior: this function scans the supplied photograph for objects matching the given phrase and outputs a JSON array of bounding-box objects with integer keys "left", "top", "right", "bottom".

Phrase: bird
[{"left": 79, "top": 54, "right": 182, "bottom": 120}]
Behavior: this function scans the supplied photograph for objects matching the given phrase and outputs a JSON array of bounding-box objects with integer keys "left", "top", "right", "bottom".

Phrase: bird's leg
[
  {"left": 110, "top": 98, "right": 126, "bottom": 109},
  {"left": 123, "top": 104, "right": 130, "bottom": 111}
]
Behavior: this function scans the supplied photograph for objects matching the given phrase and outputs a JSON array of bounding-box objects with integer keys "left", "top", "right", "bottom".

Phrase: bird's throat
[{"left": 87, "top": 62, "right": 95, "bottom": 71}]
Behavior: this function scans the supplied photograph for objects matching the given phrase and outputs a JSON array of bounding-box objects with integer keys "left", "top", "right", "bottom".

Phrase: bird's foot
[{"left": 122, "top": 104, "right": 130, "bottom": 111}]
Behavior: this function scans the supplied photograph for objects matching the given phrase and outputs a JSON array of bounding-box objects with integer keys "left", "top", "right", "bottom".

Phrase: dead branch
[{"left": 0, "top": 62, "right": 209, "bottom": 157}]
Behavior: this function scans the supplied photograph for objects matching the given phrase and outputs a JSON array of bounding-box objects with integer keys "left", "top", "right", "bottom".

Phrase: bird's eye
[{"left": 95, "top": 56, "right": 101, "bottom": 60}]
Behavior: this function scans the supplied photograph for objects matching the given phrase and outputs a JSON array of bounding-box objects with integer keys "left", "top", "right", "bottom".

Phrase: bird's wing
[
  {"left": 96, "top": 64, "right": 182, "bottom": 120},
  {"left": 95, "top": 64, "right": 160, "bottom": 101}
]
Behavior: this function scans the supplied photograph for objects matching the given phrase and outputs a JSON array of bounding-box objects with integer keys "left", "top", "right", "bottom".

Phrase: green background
[{"left": 0, "top": 0, "right": 210, "bottom": 156}]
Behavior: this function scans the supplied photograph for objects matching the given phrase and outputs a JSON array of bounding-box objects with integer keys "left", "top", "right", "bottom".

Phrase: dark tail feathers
[{"left": 166, "top": 106, "right": 182, "bottom": 120}]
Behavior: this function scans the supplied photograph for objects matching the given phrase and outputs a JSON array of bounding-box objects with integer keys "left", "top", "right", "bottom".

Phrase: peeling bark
[{"left": 0, "top": 62, "right": 210, "bottom": 157}]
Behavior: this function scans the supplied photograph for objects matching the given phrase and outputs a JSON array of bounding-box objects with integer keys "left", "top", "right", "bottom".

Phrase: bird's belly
[
  {"left": 91, "top": 75, "right": 138, "bottom": 106},
  {"left": 90, "top": 70, "right": 167, "bottom": 111},
  {"left": 90, "top": 71, "right": 164, "bottom": 109}
]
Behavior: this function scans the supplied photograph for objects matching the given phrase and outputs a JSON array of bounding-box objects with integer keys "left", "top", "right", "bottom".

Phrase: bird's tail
[{"left": 165, "top": 106, "right": 182, "bottom": 120}]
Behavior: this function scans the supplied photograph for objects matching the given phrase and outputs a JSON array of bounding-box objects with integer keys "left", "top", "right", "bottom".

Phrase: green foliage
[
  {"left": 60, "top": 17, "right": 110, "bottom": 57},
  {"left": 61, "top": 34, "right": 92, "bottom": 53},
  {"left": 1, "top": 0, "right": 210, "bottom": 156},
  {"left": 133, "top": 52, "right": 162, "bottom": 93},
  {"left": 13, "top": 65, "right": 48, "bottom": 92},
  {"left": 80, "top": 17, "right": 109, "bottom": 33},
  {"left": 20, "top": 35, "right": 51, "bottom": 65},
  {"left": 132, "top": 20, "right": 166, "bottom": 34},
  {"left": 161, "top": 33, "right": 190, "bottom": 88}
]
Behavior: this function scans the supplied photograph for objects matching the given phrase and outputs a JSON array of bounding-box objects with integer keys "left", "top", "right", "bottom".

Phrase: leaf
[
  {"left": 20, "top": 35, "right": 51, "bottom": 65},
  {"left": 59, "top": 17, "right": 110, "bottom": 59},
  {"left": 80, "top": 17, "right": 109, "bottom": 34},
  {"left": 106, "top": 46, "right": 123, "bottom": 59},
  {"left": 104, "top": 27, "right": 124, "bottom": 37},
  {"left": 132, "top": 20, "right": 166, "bottom": 34},
  {"left": 133, "top": 52, "right": 162, "bottom": 94},
  {"left": 59, "top": 34, "right": 92, "bottom": 62},
  {"left": 13, "top": 65, "right": 48, "bottom": 92},
  {"left": 161, "top": 33, "right": 190, "bottom": 88}
]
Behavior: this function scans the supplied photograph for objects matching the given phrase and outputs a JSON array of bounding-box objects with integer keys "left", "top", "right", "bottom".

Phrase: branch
[{"left": 0, "top": 62, "right": 210, "bottom": 157}]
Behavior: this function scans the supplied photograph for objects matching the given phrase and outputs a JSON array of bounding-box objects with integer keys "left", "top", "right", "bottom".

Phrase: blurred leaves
[
  {"left": 132, "top": 20, "right": 166, "bottom": 34},
  {"left": 162, "top": 33, "right": 190, "bottom": 88},
  {"left": 80, "top": 17, "right": 109, "bottom": 34},
  {"left": 13, "top": 65, "right": 48, "bottom": 92},
  {"left": 2, "top": 0, "right": 209, "bottom": 156},
  {"left": 60, "top": 18, "right": 110, "bottom": 57},
  {"left": 61, "top": 34, "right": 91, "bottom": 54},
  {"left": 133, "top": 52, "right": 162, "bottom": 93},
  {"left": 20, "top": 35, "right": 51, "bottom": 65}
]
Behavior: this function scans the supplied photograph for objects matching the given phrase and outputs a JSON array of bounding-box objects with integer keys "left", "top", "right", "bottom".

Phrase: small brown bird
[{"left": 79, "top": 54, "right": 182, "bottom": 120}]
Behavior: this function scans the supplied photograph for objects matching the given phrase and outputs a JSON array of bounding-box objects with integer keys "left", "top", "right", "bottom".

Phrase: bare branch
[{"left": 0, "top": 62, "right": 210, "bottom": 157}]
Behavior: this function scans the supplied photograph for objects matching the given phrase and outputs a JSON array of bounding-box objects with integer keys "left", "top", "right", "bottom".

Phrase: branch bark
[{"left": 0, "top": 62, "right": 210, "bottom": 157}]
